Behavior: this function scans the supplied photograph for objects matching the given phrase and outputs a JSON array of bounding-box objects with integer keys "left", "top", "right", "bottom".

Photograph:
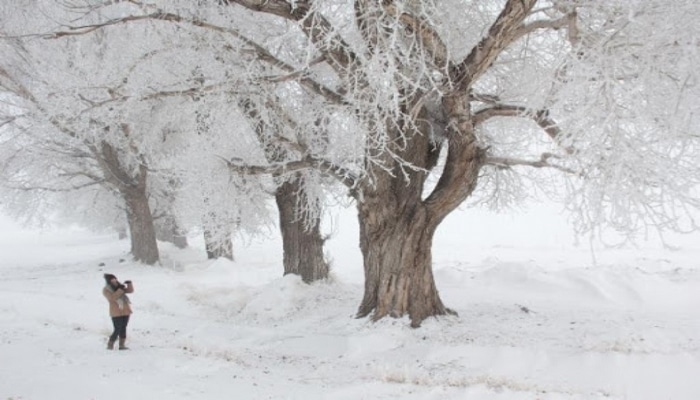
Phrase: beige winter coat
[{"left": 103, "top": 282, "right": 134, "bottom": 317}]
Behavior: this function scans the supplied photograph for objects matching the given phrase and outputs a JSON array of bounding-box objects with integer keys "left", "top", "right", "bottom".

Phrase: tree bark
[
  {"left": 237, "top": 97, "right": 330, "bottom": 283},
  {"left": 95, "top": 139, "right": 160, "bottom": 265},
  {"left": 275, "top": 178, "right": 329, "bottom": 283},
  {"left": 356, "top": 183, "right": 455, "bottom": 327},
  {"left": 123, "top": 187, "right": 159, "bottom": 265},
  {"left": 354, "top": 92, "right": 483, "bottom": 327}
]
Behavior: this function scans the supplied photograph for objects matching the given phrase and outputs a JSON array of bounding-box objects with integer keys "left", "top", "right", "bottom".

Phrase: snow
[{"left": 1, "top": 209, "right": 699, "bottom": 400}]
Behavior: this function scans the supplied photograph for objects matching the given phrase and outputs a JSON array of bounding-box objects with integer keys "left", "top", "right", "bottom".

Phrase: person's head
[{"left": 103, "top": 273, "right": 118, "bottom": 286}]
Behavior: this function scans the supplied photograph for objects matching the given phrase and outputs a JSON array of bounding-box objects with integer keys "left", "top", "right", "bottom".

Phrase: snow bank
[{"left": 1, "top": 219, "right": 699, "bottom": 400}]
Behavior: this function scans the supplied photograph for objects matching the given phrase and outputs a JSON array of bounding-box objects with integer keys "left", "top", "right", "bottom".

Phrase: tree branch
[
  {"left": 37, "top": 11, "right": 346, "bottom": 105},
  {"left": 381, "top": 2, "right": 449, "bottom": 69},
  {"left": 511, "top": 15, "right": 571, "bottom": 44},
  {"left": 308, "top": 156, "right": 358, "bottom": 190},
  {"left": 87, "top": 140, "right": 139, "bottom": 191},
  {"left": 224, "top": 0, "right": 357, "bottom": 75},
  {"left": 485, "top": 153, "right": 578, "bottom": 175},
  {"left": 236, "top": 94, "right": 359, "bottom": 191},
  {"left": 0, "top": 66, "right": 38, "bottom": 104},
  {"left": 1, "top": 179, "right": 105, "bottom": 193},
  {"left": 0, "top": 116, "right": 18, "bottom": 129},
  {"left": 470, "top": 92, "right": 501, "bottom": 104},
  {"left": 552, "top": 6, "right": 580, "bottom": 46},
  {"left": 473, "top": 104, "right": 574, "bottom": 154},
  {"left": 453, "top": 0, "right": 538, "bottom": 89},
  {"left": 57, "top": 170, "right": 105, "bottom": 183},
  {"left": 0, "top": 65, "right": 82, "bottom": 139},
  {"left": 225, "top": 155, "right": 357, "bottom": 189},
  {"left": 354, "top": 0, "right": 381, "bottom": 55}
]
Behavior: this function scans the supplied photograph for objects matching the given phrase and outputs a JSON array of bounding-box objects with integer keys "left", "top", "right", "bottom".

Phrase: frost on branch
[{"left": 546, "top": 0, "right": 700, "bottom": 241}]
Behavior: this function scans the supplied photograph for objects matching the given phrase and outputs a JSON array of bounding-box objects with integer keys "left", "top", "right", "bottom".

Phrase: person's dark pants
[{"left": 109, "top": 316, "right": 130, "bottom": 342}]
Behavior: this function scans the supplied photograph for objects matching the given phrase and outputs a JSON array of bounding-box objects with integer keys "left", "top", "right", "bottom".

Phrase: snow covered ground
[{"left": 1, "top": 207, "right": 699, "bottom": 400}]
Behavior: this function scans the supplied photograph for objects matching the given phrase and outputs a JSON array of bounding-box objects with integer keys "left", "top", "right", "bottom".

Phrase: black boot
[{"left": 118, "top": 338, "right": 129, "bottom": 350}]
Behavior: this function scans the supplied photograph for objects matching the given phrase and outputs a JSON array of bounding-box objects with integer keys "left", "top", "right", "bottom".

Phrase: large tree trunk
[
  {"left": 275, "top": 178, "right": 329, "bottom": 283},
  {"left": 354, "top": 92, "right": 483, "bottom": 327},
  {"left": 96, "top": 139, "right": 160, "bottom": 265},
  {"left": 123, "top": 187, "right": 159, "bottom": 265},
  {"left": 356, "top": 195, "right": 451, "bottom": 328},
  {"left": 237, "top": 98, "right": 330, "bottom": 283}
]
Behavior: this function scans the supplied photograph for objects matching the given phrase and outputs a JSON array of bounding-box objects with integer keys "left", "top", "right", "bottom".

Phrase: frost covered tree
[
  {"left": 207, "top": 0, "right": 700, "bottom": 326},
  {"left": 0, "top": 58, "right": 162, "bottom": 264},
  {"left": 236, "top": 96, "right": 332, "bottom": 282},
  {"left": 4, "top": 0, "right": 700, "bottom": 326},
  {"left": 173, "top": 91, "right": 276, "bottom": 262},
  {"left": 1, "top": 1, "right": 334, "bottom": 279},
  {"left": 0, "top": 4, "right": 188, "bottom": 264}
]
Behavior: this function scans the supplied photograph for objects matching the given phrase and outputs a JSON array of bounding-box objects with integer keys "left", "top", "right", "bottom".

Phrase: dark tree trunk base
[
  {"left": 124, "top": 189, "right": 159, "bottom": 265},
  {"left": 98, "top": 141, "right": 159, "bottom": 266},
  {"left": 356, "top": 200, "right": 451, "bottom": 328},
  {"left": 276, "top": 179, "right": 329, "bottom": 283}
]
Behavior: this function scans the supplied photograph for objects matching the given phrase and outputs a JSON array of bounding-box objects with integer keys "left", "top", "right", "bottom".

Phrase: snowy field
[{"left": 1, "top": 207, "right": 699, "bottom": 400}]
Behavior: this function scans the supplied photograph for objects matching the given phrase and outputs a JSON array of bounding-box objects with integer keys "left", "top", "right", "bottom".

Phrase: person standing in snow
[{"left": 103, "top": 273, "right": 134, "bottom": 350}]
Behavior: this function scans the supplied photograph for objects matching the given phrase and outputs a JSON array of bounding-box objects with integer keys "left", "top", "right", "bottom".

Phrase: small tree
[
  {"left": 0, "top": 5, "right": 186, "bottom": 264},
  {"left": 172, "top": 89, "right": 274, "bottom": 262}
]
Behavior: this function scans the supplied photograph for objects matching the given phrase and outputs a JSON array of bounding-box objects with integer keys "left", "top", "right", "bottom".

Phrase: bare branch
[
  {"left": 512, "top": 15, "right": 570, "bottom": 44},
  {"left": 237, "top": 94, "right": 359, "bottom": 190},
  {"left": 381, "top": 2, "right": 449, "bottom": 68},
  {"left": 57, "top": 170, "right": 104, "bottom": 183},
  {"left": 224, "top": 156, "right": 311, "bottom": 177},
  {"left": 473, "top": 104, "right": 573, "bottom": 154},
  {"left": 0, "top": 65, "right": 38, "bottom": 103},
  {"left": 224, "top": 154, "right": 356, "bottom": 190},
  {"left": 74, "top": 81, "right": 241, "bottom": 119},
  {"left": 354, "top": 0, "right": 381, "bottom": 54},
  {"left": 566, "top": 10, "right": 580, "bottom": 46},
  {"left": 0, "top": 64, "right": 82, "bottom": 139},
  {"left": 470, "top": 92, "right": 501, "bottom": 104},
  {"left": 1, "top": 179, "right": 105, "bottom": 193},
  {"left": 35, "top": 11, "right": 346, "bottom": 105},
  {"left": 0, "top": 116, "right": 18, "bottom": 129},
  {"left": 485, "top": 153, "right": 579, "bottom": 175},
  {"left": 224, "top": 0, "right": 357, "bottom": 74},
  {"left": 220, "top": 0, "right": 306, "bottom": 20},
  {"left": 260, "top": 55, "right": 326, "bottom": 83},
  {"left": 308, "top": 156, "right": 358, "bottom": 190},
  {"left": 552, "top": 5, "right": 581, "bottom": 46},
  {"left": 453, "top": 0, "right": 538, "bottom": 89},
  {"left": 87, "top": 140, "right": 139, "bottom": 191}
]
